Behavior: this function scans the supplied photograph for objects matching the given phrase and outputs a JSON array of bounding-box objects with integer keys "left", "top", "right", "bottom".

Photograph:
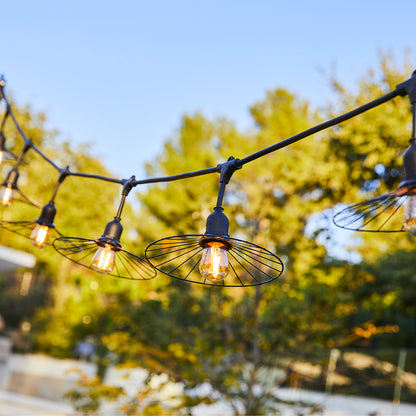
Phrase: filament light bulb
[
  {"left": 403, "top": 194, "right": 416, "bottom": 236},
  {"left": 0, "top": 150, "right": 4, "bottom": 166},
  {"left": 0, "top": 185, "right": 13, "bottom": 206},
  {"left": 91, "top": 244, "right": 116, "bottom": 273},
  {"left": 199, "top": 241, "right": 230, "bottom": 282},
  {"left": 30, "top": 224, "right": 50, "bottom": 248}
]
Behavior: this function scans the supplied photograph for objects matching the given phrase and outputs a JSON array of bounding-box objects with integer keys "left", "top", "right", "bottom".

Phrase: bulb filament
[
  {"left": 0, "top": 185, "right": 13, "bottom": 206},
  {"left": 30, "top": 224, "right": 50, "bottom": 248},
  {"left": 199, "top": 241, "right": 230, "bottom": 282},
  {"left": 91, "top": 244, "right": 116, "bottom": 273}
]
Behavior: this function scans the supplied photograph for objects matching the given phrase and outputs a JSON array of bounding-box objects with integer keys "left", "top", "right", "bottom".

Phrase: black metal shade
[
  {"left": 332, "top": 187, "right": 411, "bottom": 232},
  {"left": 145, "top": 234, "right": 284, "bottom": 287},
  {"left": 0, "top": 202, "right": 62, "bottom": 247},
  {"left": 0, "top": 149, "right": 16, "bottom": 164},
  {"left": 333, "top": 138, "right": 416, "bottom": 233},
  {"left": 53, "top": 237, "right": 156, "bottom": 280},
  {"left": 0, "top": 186, "right": 41, "bottom": 208},
  {"left": 0, "top": 169, "right": 41, "bottom": 208},
  {"left": 0, "top": 220, "right": 63, "bottom": 244}
]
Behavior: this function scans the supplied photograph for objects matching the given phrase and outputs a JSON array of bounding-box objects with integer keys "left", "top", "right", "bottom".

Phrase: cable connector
[
  {"left": 218, "top": 156, "right": 242, "bottom": 184},
  {"left": 58, "top": 166, "right": 71, "bottom": 183},
  {"left": 396, "top": 70, "right": 416, "bottom": 104},
  {"left": 121, "top": 175, "right": 136, "bottom": 196}
]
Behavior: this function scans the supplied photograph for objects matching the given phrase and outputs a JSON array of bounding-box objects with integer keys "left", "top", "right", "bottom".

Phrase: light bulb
[
  {"left": 91, "top": 244, "right": 116, "bottom": 273},
  {"left": 30, "top": 224, "right": 50, "bottom": 248},
  {"left": 199, "top": 241, "right": 230, "bottom": 282},
  {"left": 403, "top": 194, "right": 416, "bottom": 236},
  {"left": 0, "top": 150, "right": 4, "bottom": 166},
  {"left": 0, "top": 185, "right": 13, "bottom": 206}
]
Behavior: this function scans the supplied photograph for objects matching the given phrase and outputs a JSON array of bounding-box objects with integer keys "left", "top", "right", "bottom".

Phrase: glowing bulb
[
  {"left": 0, "top": 185, "right": 13, "bottom": 206},
  {"left": 91, "top": 244, "right": 116, "bottom": 273},
  {"left": 0, "top": 150, "right": 4, "bottom": 166},
  {"left": 30, "top": 224, "right": 50, "bottom": 248},
  {"left": 403, "top": 194, "right": 416, "bottom": 236},
  {"left": 199, "top": 241, "right": 230, "bottom": 282}
]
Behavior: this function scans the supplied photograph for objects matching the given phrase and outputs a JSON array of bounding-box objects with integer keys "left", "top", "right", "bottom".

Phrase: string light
[
  {"left": 145, "top": 158, "right": 284, "bottom": 286},
  {"left": 1, "top": 71, "right": 416, "bottom": 286},
  {"left": 0, "top": 169, "right": 69, "bottom": 246},
  {"left": 0, "top": 166, "right": 40, "bottom": 208},
  {"left": 333, "top": 71, "right": 416, "bottom": 235},
  {"left": 53, "top": 177, "right": 157, "bottom": 281}
]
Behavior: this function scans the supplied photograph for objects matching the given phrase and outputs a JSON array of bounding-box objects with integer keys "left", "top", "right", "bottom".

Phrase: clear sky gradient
[{"left": 1, "top": 0, "right": 415, "bottom": 178}]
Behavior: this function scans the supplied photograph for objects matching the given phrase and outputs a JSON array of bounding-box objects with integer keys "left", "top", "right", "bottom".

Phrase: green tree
[
  {"left": 91, "top": 87, "right": 339, "bottom": 414},
  {"left": 3, "top": 52, "right": 416, "bottom": 415},
  {"left": 0, "top": 98, "right": 149, "bottom": 360},
  {"left": 95, "top": 54, "right": 416, "bottom": 414}
]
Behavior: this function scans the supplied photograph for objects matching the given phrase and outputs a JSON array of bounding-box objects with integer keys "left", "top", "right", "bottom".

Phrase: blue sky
[{"left": 1, "top": 0, "right": 415, "bottom": 179}]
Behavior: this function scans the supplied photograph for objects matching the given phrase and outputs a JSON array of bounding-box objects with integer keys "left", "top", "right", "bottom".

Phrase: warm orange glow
[
  {"left": 199, "top": 241, "right": 230, "bottom": 282},
  {"left": 30, "top": 224, "right": 50, "bottom": 248},
  {"left": 0, "top": 185, "right": 13, "bottom": 206},
  {"left": 91, "top": 244, "right": 116, "bottom": 273}
]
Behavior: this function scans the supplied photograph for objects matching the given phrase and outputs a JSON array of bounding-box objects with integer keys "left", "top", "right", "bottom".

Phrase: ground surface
[{"left": 2, "top": 388, "right": 416, "bottom": 416}]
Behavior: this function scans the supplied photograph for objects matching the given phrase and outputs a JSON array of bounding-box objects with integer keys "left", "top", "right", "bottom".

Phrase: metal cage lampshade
[
  {"left": 145, "top": 207, "right": 284, "bottom": 287},
  {"left": 333, "top": 139, "right": 416, "bottom": 234},
  {"left": 0, "top": 168, "right": 40, "bottom": 208},
  {"left": 0, "top": 202, "right": 62, "bottom": 247},
  {"left": 53, "top": 218, "right": 157, "bottom": 281}
]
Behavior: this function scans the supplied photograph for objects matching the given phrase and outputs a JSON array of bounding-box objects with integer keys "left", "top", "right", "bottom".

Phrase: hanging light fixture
[
  {"left": 333, "top": 72, "right": 416, "bottom": 235},
  {"left": 0, "top": 201, "right": 61, "bottom": 247},
  {"left": 0, "top": 165, "right": 40, "bottom": 208},
  {"left": 0, "top": 77, "right": 41, "bottom": 209},
  {"left": 145, "top": 157, "right": 284, "bottom": 287},
  {"left": 0, "top": 138, "right": 41, "bottom": 208},
  {"left": 53, "top": 176, "right": 157, "bottom": 280},
  {"left": 0, "top": 168, "right": 69, "bottom": 247}
]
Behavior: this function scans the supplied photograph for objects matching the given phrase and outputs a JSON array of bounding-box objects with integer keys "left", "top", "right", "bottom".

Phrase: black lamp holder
[
  {"left": 95, "top": 176, "right": 136, "bottom": 249},
  {"left": 396, "top": 71, "right": 416, "bottom": 189},
  {"left": 36, "top": 167, "right": 71, "bottom": 225},
  {"left": 2, "top": 167, "right": 19, "bottom": 188},
  {"left": 199, "top": 156, "right": 242, "bottom": 248}
]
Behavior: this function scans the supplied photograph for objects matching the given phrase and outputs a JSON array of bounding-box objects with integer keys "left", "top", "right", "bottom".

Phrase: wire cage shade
[
  {"left": 332, "top": 187, "right": 411, "bottom": 232},
  {"left": 0, "top": 220, "right": 62, "bottom": 245},
  {"left": 145, "top": 234, "right": 284, "bottom": 287},
  {"left": 0, "top": 149, "right": 16, "bottom": 164},
  {"left": 0, "top": 186, "right": 41, "bottom": 208},
  {"left": 53, "top": 236, "right": 157, "bottom": 280}
]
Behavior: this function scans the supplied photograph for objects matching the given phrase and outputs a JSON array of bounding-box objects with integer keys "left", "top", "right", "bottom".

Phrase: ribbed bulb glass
[
  {"left": 403, "top": 195, "right": 416, "bottom": 236},
  {"left": 91, "top": 244, "right": 116, "bottom": 273},
  {"left": 0, "top": 185, "right": 13, "bottom": 206},
  {"left": 199, "top": 241, "right": 230, "bottom": 282},
  {"left": 30, "top": 224, "right": 50, "bottom": 248}
]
